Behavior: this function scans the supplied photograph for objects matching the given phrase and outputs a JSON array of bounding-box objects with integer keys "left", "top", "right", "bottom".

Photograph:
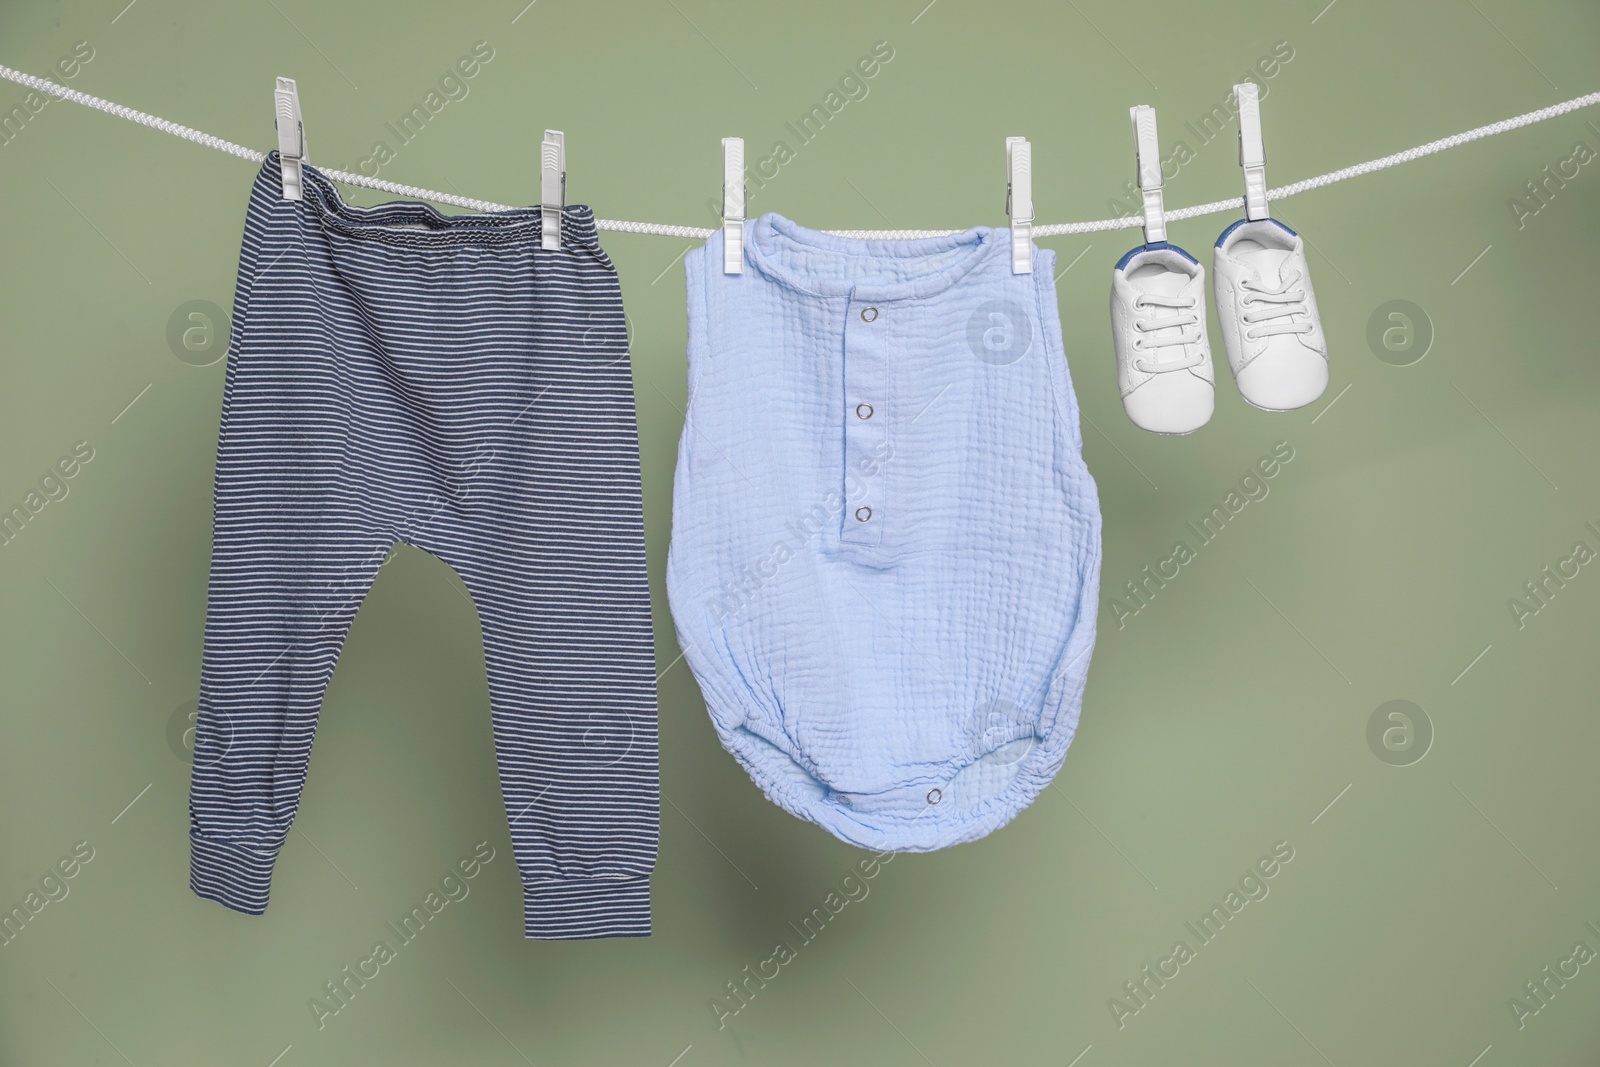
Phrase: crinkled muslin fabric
[{"left": 667, "top": 212, "right": 1102, "bottom": 852}]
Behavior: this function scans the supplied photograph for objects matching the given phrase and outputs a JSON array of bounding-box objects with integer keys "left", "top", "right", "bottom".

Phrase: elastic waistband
[{"left": 263, "top": 151, "right": 601, "bottom": 251}]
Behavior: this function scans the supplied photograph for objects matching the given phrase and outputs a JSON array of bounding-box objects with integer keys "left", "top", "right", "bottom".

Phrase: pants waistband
[{"left": 265, "top": 151, "right": 602, "bottom": 251}]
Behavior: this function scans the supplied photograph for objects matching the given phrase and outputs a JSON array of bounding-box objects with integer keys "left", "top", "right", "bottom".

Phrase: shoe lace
[
  {"left": 1132, "top": 294, "right": 1204, "bottom": 373},
  {"left": 1240, "top": 269, "right": 1315, "bottom": 341}
]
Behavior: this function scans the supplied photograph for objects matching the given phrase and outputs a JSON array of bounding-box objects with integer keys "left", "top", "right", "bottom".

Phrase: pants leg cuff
[
  {"left": 190, "top": 833, "right": 276, "bottom": 915},
  {"left": 523, "top": 876, "right": 652, "bottom": 940}
]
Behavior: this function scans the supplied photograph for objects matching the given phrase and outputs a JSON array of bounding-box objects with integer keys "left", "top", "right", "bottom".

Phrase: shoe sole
[
  {"left": 1236, "top": 392, "right": 1323, "bottom": 414},
  {"left": 1128, "top": 421, "right": 1209, "bottom": 436}
]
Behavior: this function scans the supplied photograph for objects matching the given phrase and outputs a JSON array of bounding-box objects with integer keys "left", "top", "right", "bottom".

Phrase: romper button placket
[{"left": 842, "top": 302, "right": 883, "bottom": 546}]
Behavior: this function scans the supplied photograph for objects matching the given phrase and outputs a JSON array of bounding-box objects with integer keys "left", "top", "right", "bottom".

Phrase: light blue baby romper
[{"left": 667, "top": 213, "right": 1102, "bottom": 852}]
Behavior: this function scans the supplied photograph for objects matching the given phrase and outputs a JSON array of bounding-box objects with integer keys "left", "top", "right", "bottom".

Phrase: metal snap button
[
  {"left": 856, "top": 403, "right": 873, "bottom": 419},
  {"left": 860, "top": 306, "right": 878, "bottom": 322},
  {"left": 855, "top": 506, "right": 872, "bottom": 522},
  {"left": 926, "top": 788, "right": 942, "bottom": 804}
]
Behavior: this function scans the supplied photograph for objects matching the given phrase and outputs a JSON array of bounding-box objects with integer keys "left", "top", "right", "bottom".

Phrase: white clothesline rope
[{"left": 3, "top": 63, "right": 1598, "bottom": 241}]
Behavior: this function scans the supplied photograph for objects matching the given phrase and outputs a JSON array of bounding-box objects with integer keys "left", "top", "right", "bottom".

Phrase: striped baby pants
[{"left": 188, "top": 153, "right": 659, "bottom": 940}]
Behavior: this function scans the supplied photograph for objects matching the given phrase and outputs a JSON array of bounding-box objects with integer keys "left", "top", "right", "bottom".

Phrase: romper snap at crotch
[{"left": 668, "top": 212, "right": 1103, "bottom": 853}]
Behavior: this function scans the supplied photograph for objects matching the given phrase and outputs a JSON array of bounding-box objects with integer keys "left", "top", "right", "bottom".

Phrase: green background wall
[{"left": 2, "top": 0, "right": 1598, "bottom": 1063}]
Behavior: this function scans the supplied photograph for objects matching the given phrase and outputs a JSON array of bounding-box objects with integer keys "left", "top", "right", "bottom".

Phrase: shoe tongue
[
  {"left": 1135, "top": 266, "right": 1189, "bottom": 298},
  {"left": 1127, "top": 250, "right": 1195, "bottom": 297},
  {"left": 1244, "top": 247, "right": 1294, "bottom": 287}
]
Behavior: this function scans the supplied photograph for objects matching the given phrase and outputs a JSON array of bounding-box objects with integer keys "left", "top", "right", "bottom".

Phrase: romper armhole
[
  {"left": 683, "top": 243, "right": 711, "bottom": 400},
  {"left": 1031, "top": 248, "right": 1085, "bottom": 457}
]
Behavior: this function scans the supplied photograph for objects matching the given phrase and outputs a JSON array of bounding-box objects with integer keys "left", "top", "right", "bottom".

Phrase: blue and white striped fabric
[{"left": 189, "top": 153, "right": 659, "bottom": 940}]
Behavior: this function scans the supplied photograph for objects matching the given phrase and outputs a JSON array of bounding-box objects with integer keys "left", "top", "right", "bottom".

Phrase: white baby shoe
[
  {"left": 1109, "top": 244, "right": 1215, "bottom": 435},
  {"left": 1212, "top": 218, "right": 1328, "bottom": 411}
]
